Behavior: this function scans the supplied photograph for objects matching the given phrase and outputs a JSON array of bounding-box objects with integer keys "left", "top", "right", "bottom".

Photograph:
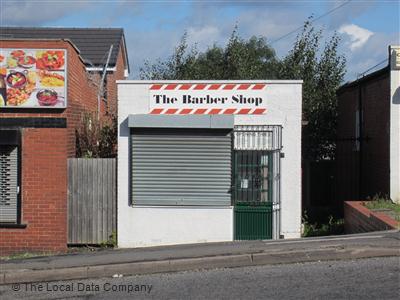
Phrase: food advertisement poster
[{"left": 0, "top": 48, "right": 67, "bottom": 108}]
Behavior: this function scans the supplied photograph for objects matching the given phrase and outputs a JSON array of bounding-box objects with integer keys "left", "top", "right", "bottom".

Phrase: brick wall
[
  {"left": 0, "top": 39, "right": 125, "bottom": 255},
  {"left": 0, "top": 40, "right": 100, "bottom": 156},
  {"left": 336, "top": 70, "right": 390, "bottom": 204},
  {"left": 0, "top": 39, "right": 125, "bottom": 155},
  {"left": 344, "top": 201, "right": 398, "bottom": 234},
  {"left": 0, "top": 128, "right": 68, "bottom": 255}
]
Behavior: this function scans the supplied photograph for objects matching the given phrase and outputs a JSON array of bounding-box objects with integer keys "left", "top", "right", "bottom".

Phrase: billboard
[
  {"left": 0, "top": 48, "right": 67, "bottom": 108},
  {"left": 149, "top": 83, "right": 267, "bottom": 114}
]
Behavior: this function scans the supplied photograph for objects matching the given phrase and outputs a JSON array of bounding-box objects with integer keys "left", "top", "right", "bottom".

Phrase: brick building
[
  {"left": 0, "top": 28, "right": 129, "bottom": 255},
  {"left": 336, "top": 45, "right": 400, "bottom": 204}
]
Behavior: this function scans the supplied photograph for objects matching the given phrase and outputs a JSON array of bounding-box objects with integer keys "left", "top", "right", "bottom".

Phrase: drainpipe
[{"left": 98, "top": 45, "right": 113, "bottom": 120}]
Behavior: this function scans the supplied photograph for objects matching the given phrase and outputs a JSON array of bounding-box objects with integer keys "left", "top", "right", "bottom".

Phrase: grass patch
[
  {"left": 99, "top": 231, "right": 117, "bottom": 248},
  {"left": 365, "top": 195, "right": 400, "bottom": 222}
]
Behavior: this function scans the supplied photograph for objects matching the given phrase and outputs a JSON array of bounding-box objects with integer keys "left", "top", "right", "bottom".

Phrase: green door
[{"left": 233, "top": 150, "right": 273, "bottom": 240}]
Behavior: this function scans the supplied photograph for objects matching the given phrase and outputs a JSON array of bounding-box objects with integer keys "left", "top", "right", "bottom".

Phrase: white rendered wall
[
  {"left": 118, "top": 207, "right": 233, "bottom": 248},
  {"left": 233, "top": 84, "right": 302, "bottom": 238},
  {"left": 117, "top": 81, "right": 302, "bottom": 247},
  {"left": 390, "top": 46, "right": 400, "bottom": 203}
]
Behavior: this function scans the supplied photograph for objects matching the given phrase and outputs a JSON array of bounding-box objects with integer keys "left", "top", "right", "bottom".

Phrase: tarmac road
[{"left": 1, "top": 256, "right": 399, "bottom": 300}]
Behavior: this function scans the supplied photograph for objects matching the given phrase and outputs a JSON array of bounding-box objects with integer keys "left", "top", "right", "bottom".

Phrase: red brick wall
[
  {"left": 0, "top": 39, "right": 125, "bottom": 255},
  {"left": 0, "top": 40, "right": 99, "bottom": 156},
  {"left": 0, "top": 128, "right": 68, "bottom": 255},
  {"left": 0, "top": 39, "right": 125, "bottom": 155},
  {"left": 344, "top": 201, "right": 398, "bottom": 234},
  {"left": 336, "top": 72, "right": 390, "bottom": 204},
  {"left": 362, "top": 76, "right": 391, "bottom": 196}
]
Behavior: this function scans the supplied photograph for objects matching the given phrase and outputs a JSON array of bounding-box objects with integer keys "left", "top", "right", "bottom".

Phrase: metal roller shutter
[
  {"left": 0, "top": 145, "right": 18, "bottom": 223},
  {"left": 131, "top": 129, "right": 232, "bottom": 206}
]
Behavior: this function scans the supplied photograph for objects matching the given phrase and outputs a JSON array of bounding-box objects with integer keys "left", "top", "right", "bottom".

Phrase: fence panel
[{"left": 68, "top": 158, "right": 116, "bottom": 244}]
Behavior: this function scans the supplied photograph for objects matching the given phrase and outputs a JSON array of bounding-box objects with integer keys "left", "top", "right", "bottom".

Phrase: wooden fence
[{"left": 67, "top": 158, "right": 116, "bottom": 244}]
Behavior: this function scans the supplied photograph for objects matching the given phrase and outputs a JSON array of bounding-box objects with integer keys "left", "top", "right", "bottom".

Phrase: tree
[
  {"left": 140, "top": 29, "right": 280, "bottom": 80},
  {"left": 279, "top": 19, "right": 346, "bottom": 160},
  {"left": 75, "top": 112, "right": 118, "bottom": 158},
  {"left": 140, "top": 21, "right": 346, "bottom": 161}
]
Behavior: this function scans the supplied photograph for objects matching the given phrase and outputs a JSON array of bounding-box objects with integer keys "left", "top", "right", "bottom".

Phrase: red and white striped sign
[
  {"left": 149, "top": 83, "right": 267, "bottom": 115},
  {"left": 149, "top": 83, "right": 266, "bottom": 91}
]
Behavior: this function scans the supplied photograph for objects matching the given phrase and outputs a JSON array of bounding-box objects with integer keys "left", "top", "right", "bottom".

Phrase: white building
[
  {"left": 117, "top": 80, "right": 302, "bottom": 248},
  {"left": 390, "top": 45, "right": 400, "bottom": 203}
]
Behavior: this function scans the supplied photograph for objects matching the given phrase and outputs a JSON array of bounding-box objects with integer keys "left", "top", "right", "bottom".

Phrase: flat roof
[
  {"left": 117, "top": 80, "right": 303, "bottom": 84},
  {"left": 337, "top": 66, "right": 389, "bottom": 93}
]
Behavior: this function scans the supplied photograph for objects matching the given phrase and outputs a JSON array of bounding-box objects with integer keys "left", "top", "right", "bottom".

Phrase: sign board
[
  {"left": 149, "top": 83, "right": 267, "bottom": 114},
  {"left": 0, "top": 48, "right": 67, "bottom": 108}
]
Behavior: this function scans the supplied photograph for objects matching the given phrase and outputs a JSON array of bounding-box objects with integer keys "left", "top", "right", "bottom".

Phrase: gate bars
[{"left": 233, "top": 125, "right": 282, "bottom": 239}]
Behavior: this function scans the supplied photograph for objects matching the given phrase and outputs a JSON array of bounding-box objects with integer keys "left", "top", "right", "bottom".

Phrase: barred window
[{"left": 0, "top": 145, "right": 19, "bottom": 223}]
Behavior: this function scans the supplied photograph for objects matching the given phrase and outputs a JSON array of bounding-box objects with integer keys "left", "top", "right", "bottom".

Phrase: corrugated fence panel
[
  {"left": 131, "top": 130, "right": 232, "bottom": 206},
  {"left": 68, "top": 158, "right": 116, "bottom": 244}
]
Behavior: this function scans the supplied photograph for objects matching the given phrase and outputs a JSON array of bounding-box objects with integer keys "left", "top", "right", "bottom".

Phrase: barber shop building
[{"left": 117, "top": 80, "right": 302, "bottom": 247}]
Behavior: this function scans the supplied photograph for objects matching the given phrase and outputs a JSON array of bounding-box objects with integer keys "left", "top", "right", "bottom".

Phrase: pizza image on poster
[{"left": 0, "top": 48, "right": 67, "bottom": 108}]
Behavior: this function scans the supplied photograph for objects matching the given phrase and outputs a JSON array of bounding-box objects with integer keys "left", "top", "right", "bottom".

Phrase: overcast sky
[{"left": 1, "top": 0, "right": 399, "bottom": 81}]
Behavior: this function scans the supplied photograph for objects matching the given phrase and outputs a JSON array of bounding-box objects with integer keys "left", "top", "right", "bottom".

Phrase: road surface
[{"left": 1, "top": 256, "right": 399, "bottom": 300}]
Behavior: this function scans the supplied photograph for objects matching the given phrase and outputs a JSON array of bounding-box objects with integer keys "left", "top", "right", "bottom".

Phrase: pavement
[{"left": 0, "top": 230, "right": 399, "bottom": 285}]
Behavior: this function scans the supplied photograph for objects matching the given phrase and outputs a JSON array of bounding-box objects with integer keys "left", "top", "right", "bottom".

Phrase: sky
[{"left": 0, "top": 0, "right": 399, "bottom": 81}]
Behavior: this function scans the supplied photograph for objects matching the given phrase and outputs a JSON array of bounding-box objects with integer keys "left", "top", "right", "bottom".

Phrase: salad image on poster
[{"left": 0, "top": 48, "right": 67, "bottom": 108}]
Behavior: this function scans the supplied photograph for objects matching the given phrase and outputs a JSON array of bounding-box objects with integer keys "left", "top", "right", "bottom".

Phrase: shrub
[
  {"left": 302, "top": 211, "right": 344, "bottom": 237},
  {"left": 76, "top": 113, "right": 117, "bottom": 158}
]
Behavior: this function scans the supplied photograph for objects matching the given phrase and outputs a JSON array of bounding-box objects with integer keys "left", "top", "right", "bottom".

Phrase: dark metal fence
[{"left": 302, "top": 137, "right": 367, "bottom": 220}]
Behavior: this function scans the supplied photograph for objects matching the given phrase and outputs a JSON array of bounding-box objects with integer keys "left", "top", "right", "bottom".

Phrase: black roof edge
[{"left": 337, "top": 65, "right": 390, "bottom": 93}]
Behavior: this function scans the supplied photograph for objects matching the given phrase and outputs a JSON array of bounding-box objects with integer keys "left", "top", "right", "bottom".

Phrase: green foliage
[
  {"left": 76, "top": 113, "right": 117, "bottom": 158},
  {"left": 140, "top": 29, "right": 280, "bottom": 80},
  {"left": 140, "top": 20, "right": 346, "bottom": 161},
  {"left": 100, "top": 231, "right": 117, "bottom": 248},
  {"left": 302, "top": 211, "right": 344, "bottom": 237},
  {"left": 279, "top": 19, "right": 346, "bottom": 160},
  {"left": 365, "top": 195, "right": 400, "bottom": 221}
]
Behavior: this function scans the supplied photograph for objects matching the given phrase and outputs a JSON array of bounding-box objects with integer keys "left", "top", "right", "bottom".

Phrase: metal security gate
[
  {"left": 233, "top": 125, "right": 282, "bottom": 240},
  {"left": 131, "top": 128, "right": 232, "bottom": 206},
  {"left": 0, "top": 145, "right": 19, "bottom": 223}
]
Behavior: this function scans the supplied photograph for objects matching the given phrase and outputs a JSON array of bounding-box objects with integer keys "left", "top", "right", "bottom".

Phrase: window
[
  {"left": 0, "top": 130, "right": 21, "bottom": 225},
  {"left": 233, "top": 150, "right": 272, "bottom": 204},
  {"left": 232, "top": 125, "right": 282, "bottom": 207},
  {"left": 0, "top": 145, "right": 19, "bottom": 223}
]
